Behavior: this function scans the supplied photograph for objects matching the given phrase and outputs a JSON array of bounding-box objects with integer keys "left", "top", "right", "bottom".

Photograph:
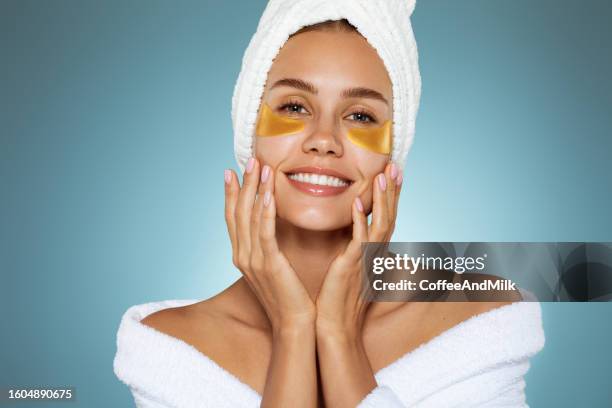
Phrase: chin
[{"left": 277, "top": 200, "right": 353, "bottom": 231}]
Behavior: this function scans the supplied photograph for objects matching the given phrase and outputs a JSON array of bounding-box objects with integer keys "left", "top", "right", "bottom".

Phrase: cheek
[
  {"left": 254, "top": 135, "right": 298, "bottom": 167},
  {"left": 345, "top": 144, "right": 388, "bottom": 211},
  {"left": 346, "top": 142, "right": 388, "bottom": 180}
]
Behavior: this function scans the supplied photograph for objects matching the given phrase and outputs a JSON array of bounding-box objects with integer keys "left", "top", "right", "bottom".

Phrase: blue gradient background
[{"left": 1, "top": 0, "right": 611, "bottom": 406}]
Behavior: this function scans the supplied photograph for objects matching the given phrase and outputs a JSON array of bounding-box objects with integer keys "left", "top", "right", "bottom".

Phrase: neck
[
  {"left": 230, "top": 217, "right": 353, "bottom": 330},
  {"left": 275, "top": 217, "right": 352, "bottom": 300}
]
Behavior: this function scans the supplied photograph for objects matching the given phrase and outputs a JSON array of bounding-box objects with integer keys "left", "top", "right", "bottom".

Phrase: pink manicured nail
[
  {"left": 246, "top": 157, "right": 255, "bottom": 174},
  {"left": 261, "top": 165, "right": 270, "bottom": 183},
  {"left": 396, "top": 171, "right": 403, "bottom": 186},
  {"left": 224, "top": 169, "right": 231, "bottom": 185},
  {"left": 390, "top": 163, "right": 398, "bottom": 180},
  {"left": 263, "top": 191, "right": 271, "bottom": 207},
  {"left": 355, "top": 197, "right": 364, "bottom": 212},
  {"left": 378, "top": 173, "right": 387, "bottom": 191}
]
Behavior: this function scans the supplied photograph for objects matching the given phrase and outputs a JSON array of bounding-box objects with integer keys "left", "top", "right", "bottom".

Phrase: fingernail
[
  {"left": 378, "top": 173, "right": 387, "bottom": 191},
  {"left": 261, "top": 165, "right": 270, "bottom": 183},
  {"left": 355, "top": 197, "right": 364, "bottom": 212},
  {"left": 396, "top": 171, "right": 403, "bottom": 186},
  {"left": 390, "top": 163, "right": 398, "bottom": 180},
  {"left": 246, "top": 157, "right": 255, "bottom": 174},
  {"left": 224, "top": 169, "right": 231, "bottom": 185},
  {"left": 264, "top": 191, "right": 271, "bottom": 207}
]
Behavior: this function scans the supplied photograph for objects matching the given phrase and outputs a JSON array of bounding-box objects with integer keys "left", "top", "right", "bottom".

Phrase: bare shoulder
[
  {"left": 434, "top": 272, "right": 523, "bottom": 323},
  {"left": 140, "top": 302, "right": 190, "bottom": 328},
  {"left": 140, "top": 279, "right": 271, "bottom": 355},
  {"left": 140, "top": 290, "right": 247, "bottom": 339},
  {"left": 389, "top": 273, "right": 523, "bottom": 338},
  {"left": 363, "top": 291, "right": 520, "bottom": 371},
  {"left": 141, "top": 279, "right": 240, "bottom": 335},
  {"left": 139, "top": 281, "right": 272, "bottom": 392}
]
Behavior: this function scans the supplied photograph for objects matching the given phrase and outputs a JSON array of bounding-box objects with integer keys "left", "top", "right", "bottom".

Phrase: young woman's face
[{"left": 254, "top": 29, "right": 393, "bottom": 231}]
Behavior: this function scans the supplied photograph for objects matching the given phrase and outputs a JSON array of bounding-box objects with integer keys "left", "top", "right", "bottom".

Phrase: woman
[{"left": 114, "top": 1, "right": 544, "bottom": 407}]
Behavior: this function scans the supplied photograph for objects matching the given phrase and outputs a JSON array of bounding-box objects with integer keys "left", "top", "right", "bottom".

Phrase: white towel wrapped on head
[{"left": 231, "top": 0, "right": 422, "bottom": 172}]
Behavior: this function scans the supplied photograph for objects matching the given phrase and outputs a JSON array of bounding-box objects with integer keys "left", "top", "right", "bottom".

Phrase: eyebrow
[{"left": 270, "top": 77, "right": 389, "bottom": 105}]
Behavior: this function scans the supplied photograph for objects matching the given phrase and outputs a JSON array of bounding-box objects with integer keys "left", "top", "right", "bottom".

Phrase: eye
[
  {"left": 278, "top": 101, "right": 309, "bottom": 116},
  {"left": 347, "top": 110, "right": 378, "bottom": 124}
]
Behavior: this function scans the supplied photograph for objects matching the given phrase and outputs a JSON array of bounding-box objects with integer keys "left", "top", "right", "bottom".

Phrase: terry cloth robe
[{"left": 113, "top": 298, "right": 545, "bottom": 407}]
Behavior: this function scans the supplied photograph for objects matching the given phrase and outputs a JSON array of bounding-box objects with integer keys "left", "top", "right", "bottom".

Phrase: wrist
[
  {"left": 316, "top": 324, "right": 363, "bottom": 351},
  {"left": 273, "top": 318, "right": 316, "bottom": 340}
]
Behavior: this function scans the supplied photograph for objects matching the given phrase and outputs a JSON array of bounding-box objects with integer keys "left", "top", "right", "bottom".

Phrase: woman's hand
[
  {"left": 315, "top": 162, "right": 403, "bottom": 408},
  {"left": 224, "top": 157, "right": 316, "bottom": 333},
  {"left": 225, "top": 157, "right": 318, "bottom": 408},
  {"left": 316, "top": 161, "right": 402, "bottom": 338}
]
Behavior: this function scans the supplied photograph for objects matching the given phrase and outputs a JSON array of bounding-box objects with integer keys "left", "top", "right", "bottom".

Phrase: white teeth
[{"left": 288, "top": 172, "right": 350, "bottom": 187}]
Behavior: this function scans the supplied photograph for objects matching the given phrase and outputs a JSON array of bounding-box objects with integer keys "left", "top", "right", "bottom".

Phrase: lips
[{"left": 284, "top": 166, "right": 353, "bottom": 197}]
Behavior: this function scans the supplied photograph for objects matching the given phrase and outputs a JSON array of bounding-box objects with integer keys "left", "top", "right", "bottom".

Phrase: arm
[
  {"left": 263, "top": 322, "right": 317, "bottom": 407},
  {"left": 316, "top": 327, "right": 380, "bottom": 407},
  {"left": 225, "top": 158, "right": 318, "bottom": 408},
  {"left": 316, "top": 163, "right": 403, "bottom": 407}
]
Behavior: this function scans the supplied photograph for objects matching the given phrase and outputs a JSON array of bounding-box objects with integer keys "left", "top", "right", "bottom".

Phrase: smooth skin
[{"left": 142, "top": 29, "right": 517, "bottom": 408}]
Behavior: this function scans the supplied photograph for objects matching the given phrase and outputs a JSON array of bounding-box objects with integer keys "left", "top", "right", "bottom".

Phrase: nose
[{"left": 301, "top": 117, "right": 344, "bottom": 158}]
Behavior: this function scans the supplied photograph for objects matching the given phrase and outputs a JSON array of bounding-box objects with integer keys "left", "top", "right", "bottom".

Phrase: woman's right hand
[{"left": 224, "top": 157, "right": 316, "bottom": 334}]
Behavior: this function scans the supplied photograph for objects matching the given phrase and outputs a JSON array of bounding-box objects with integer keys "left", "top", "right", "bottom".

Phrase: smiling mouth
[
  {"left": 287, "top": 172, "right": 351, "bottom": 187},
  {"left": 283, "top": 167, "right": 353, "bottom": 197}
]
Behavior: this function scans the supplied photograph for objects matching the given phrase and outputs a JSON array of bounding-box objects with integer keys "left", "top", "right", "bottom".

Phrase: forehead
[{"left": 266, "top": 30, "right": 392, "bottom": 98}]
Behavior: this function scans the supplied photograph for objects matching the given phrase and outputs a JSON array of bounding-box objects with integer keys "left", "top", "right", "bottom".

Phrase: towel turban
[{"left": 231, "top": 0, "right": 422, "bottom": 173}]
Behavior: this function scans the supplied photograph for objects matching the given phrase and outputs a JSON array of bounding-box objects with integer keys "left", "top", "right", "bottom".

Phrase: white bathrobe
[{"left": 113, "top": 299, "right": 545, "bottom": 407}]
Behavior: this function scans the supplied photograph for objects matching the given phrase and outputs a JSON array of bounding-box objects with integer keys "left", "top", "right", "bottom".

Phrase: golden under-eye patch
[
  {"left": 255, "top": 102, "right": 391, "bottom": 154},
  {"left": 255, "top": 103, "right": 305, "bottom": 137},
  {"left": 347, "top": 120, "right": 392, "bottom": 155}
]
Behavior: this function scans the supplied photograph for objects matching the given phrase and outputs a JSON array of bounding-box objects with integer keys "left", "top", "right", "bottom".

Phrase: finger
[
  {"left": 384, "top": 162, "right": 402, "bottom": 241},
  {"left": 385, "top": 162, "right": 398, "bottom": 223},
  {"left": 344, "top": 196, "right": 368, "bottom": 258},
  {"left": 250, "top": 164, "right": 271, "bottom": 260},
  {"left": 368, "top": 172, "right": 389, "bottom": 242},
  {"left": 235, "top": 157, "right": 260, "bottom": 259},
  {"left": 259, "top": 169, "right": 280, "bottom": 257},
  {"left": 224, "top": 169, "right": 240, "bottom": 259},
  {"left": 393, "top": 167, "right": 403, "bottom": 229}
]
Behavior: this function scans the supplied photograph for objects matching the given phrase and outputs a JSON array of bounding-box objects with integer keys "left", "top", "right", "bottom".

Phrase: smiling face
[{"left": 254, "top": 27, "right": 393, "bottom": 231}]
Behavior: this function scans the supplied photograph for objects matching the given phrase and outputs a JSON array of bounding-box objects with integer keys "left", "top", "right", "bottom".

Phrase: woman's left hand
[{"left": 316, "top": 162, "right": 402, "bottom": 339}]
